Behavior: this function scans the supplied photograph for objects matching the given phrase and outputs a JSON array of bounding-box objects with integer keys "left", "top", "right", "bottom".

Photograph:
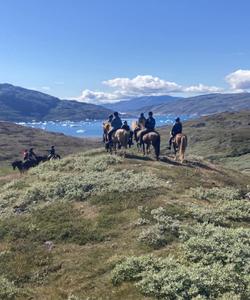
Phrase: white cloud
[
  {"left": 183, "top": 84, "right": 222, "bottom": 93},
  {"left": 225, "top": 69, "right": 250, "bottom": 90},
  {"left": 73, "top": 75, "right": 223, "bottom": 104},
  {"left": 75, "top": 89, "right": 120, "bottom": 103},
  {"left": 103, "top": 75, "right": 182, "bottom": 94}
]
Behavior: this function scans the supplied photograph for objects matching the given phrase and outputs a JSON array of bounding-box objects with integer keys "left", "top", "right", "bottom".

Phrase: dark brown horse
[{"left": 132, "top": 121, "right": 160, "bottom": 160}]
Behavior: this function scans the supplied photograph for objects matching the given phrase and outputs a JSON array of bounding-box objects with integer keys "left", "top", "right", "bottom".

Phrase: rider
[
  {"left": 106, "top": 114, "right": 113, "bottom": 124},
  {"left": 108, "top": 112, "right": 122, "bottom": 144},
  {"left": 48, "top": 145, "right": 56, "bottom": 160},
  {"left": 23, "top": 149, "right": 29, "bottom": 161},
  {"left": 28, "top": 148, "right": 37, "bottom": 160},
  {"left": 138, "top": 113, "right": 146, "bottom": 128},
  {"left": 121, "top": 120, "right": 130, "bottom": 131},
  {"left": 140, "top": 111, "right": 156, "bottom": 144},
  {"left": 168, "top": 117, "right": 183, "bottom": 149},
  {"left": 121, "top": 121, "right": 133, "bottom": 145}
]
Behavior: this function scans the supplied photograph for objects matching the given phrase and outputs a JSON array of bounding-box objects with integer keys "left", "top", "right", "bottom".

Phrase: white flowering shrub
[
  {"left": 1, "top": 154, "right": 167, "bottom": 214},
  {"left": 191, "top": 187, "right": 242, "bottom": 201},
  {"left": 0, "top": 276, "right": 18, "bottom": 299},
  {"left": 137, "top": 207, "right": 181, "bottom": 248},
  {"left": 111, "top": 256, "right": 248, "bottom": 299},
  {"left": 181, "top": 223, "right": 250, "bottom": 274},
  {"left": 190, "top": 200, "right": 250, "bottom": 226}
]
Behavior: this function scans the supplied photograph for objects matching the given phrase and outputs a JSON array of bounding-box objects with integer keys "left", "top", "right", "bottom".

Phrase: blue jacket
[
  {"left": 171, "top": 122, "right": 182, "bottom": 135},
  {"left": 111, "top": 116, "right": 122, "bottom": 130},
  {"left": 145, "top": 117, "right": 155, "bottom": 130}
]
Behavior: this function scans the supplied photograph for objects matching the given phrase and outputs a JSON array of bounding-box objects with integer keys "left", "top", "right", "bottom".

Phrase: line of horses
[
  {"left": 12, "top": 154, "right": 61, "bottom": 173},
  {"left": 103, "top": 121, "right": 188, "bottom": 163}
]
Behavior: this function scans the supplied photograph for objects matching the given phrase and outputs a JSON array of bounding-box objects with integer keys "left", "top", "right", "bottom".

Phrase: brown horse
[
  {"left": 131, "top": 121, "right": 161, "bottom": 160},
  {"left": 103, "top": 123, "right": 130, "bottom": 155},
  {"left": 172, "top": 133, "right": 188, "bottom": 163}
]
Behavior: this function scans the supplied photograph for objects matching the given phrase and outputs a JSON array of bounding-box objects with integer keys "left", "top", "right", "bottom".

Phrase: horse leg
[
  {"left": 142, "top": 142, "right": 146, "bottom": 156},
  {"left": 146, "top": 143, "right": 150, "bottom": 154}
]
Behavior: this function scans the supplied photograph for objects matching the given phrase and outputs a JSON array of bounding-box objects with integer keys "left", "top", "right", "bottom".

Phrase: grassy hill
[
  {"left": 0, "top": 111, "right": 249, "bottom": 299},
  {"left": 0, "top": 148, "right": 249, "bottom": 299},
  {"left": 0, "top": 83, "right": 112, "bottom": 121}
]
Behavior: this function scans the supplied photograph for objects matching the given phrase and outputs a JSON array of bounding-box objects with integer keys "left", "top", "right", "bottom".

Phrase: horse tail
[
  {"left": 153, "top": 134, "right": 161, "bottom": 160},
  {"left": 179, "top": 135, "right": 187, "bottom": 162}
]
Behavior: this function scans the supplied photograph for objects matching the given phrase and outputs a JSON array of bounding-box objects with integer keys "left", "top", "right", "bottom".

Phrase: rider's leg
[
  {"left": 140, "top": 129, "right": 148, "bottom": 145},
  {"left": 168, "top": 136, "right": 173, "bottom": 150}
]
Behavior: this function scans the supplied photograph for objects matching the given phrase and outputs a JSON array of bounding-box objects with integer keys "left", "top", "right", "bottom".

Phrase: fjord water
[{"left": 17, "top": 115, "right": 190, "bottom": 138}]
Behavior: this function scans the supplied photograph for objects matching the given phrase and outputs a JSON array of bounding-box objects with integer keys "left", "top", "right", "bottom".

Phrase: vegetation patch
[
  {"left": 137, "top": 206, "right": 181, "bottom": 248},
  {"left": 0, "top": 202, "right": 104, "bottom": 245},
  {"left": 191, "top": 186, "right": 242, "bottom": 201}
]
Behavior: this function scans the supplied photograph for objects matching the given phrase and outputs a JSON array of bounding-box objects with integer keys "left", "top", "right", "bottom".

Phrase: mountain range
[
  {"left": 1, "top": 83, "right": 250, "bottom": 122},
  {"left": 103, "top": 95, "right": 182, "bottom": 113},
  {"left": 0, "top": 83, "right": 112, "bottom": 122},
  {"left": 104, "top": 93, "right": 250, "bottom": 116}
]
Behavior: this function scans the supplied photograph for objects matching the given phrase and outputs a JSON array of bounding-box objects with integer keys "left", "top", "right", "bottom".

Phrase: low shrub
[
  {"left": 137, "top": 207, "right": 180, "bottom": 248},
  {"left": 191, "top": 187, "right": 242, "bottom": 201},
  {"left": 112, "top": 255, "right": 248, "bottom": 299},
  {"left": 0, "top": 276, "right": 18, "bottom": 299},
  {"left": 190, "top": 200, "right": 250, "bottom": 226},
  {"left": 181, "top": 223, "right": 250, "bottom": 274}
]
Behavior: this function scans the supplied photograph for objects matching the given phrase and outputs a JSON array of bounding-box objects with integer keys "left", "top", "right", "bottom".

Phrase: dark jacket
[
  {"left": 111, "top": 117, "right": 122, "bottom": 130},
  {"left": 145, "top": 117, "right": 155, "bottom": 130},
  {"left": 121, "top": 124, "right": 130, "bottom": 131},
  {"left": 171, "top": 122, "right": 182, "bottom": 136},
  {"left": 49, "top": 148, "right": 55, "bottom": 156}
]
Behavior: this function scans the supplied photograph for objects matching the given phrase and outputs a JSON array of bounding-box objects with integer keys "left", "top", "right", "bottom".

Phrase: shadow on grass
[
  {"left": 160, "top": 155, "right": 223, "bottom": 173},
  {"left": 124, "top": 152, "right": 155, "bottom": 162}
]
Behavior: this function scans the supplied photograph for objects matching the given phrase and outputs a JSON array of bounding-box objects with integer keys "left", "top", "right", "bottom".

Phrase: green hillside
[
  {"left": 0, "top": 111, "right": 250, "bottom": 299},
  {"left": 0, "top": 147, "right": 249, "bottom": 299}
]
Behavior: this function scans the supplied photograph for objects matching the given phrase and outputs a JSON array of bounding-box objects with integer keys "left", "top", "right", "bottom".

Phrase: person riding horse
[
  {"left": 139, "top": 112, "right": 156, "bottom": 145},
  {"left": 121, "top": 121, "right": 133, "bottom": 146},
  {"left": 108, "top": 112, "right": 122, "bottom": 145},
  {"left": 103, "top": 114, "right": 113, "bottom": 142},
  {"left": 23, "top": 149, "right": 29, "bottom": 161},
  {"left": 47, "top": 145, "right": 56, "bottom": 160},
  {"left": 28, "top": 148, "right": 37, "bottom": 161},
  {"left": 168, "top": 117, "right": 183, "bottom": 150}
]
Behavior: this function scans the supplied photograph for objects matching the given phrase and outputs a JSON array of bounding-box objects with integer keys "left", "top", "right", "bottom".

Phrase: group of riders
[
  {"left": 22, "top": 145, "right": 58, "bottom": 162},
  {"left": 103, "top": 111, "right": 183, "bottom": 150}
]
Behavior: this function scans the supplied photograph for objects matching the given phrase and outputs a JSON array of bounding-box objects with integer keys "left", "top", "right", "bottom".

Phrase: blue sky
[{"left": 0, "top": 0, "right": 250, "bottom": 103}]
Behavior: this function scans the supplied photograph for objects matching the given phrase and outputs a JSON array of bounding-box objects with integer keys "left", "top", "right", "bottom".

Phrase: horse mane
[
  {"left": 131, "top": 121, "right": 139, "bottom": 131},
  {"left": 103, "top": 122, "right": 111, "bottom": 131}
]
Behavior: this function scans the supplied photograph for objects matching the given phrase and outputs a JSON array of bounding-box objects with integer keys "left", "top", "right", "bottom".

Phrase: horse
[
  {"left": 11, "top": 159, "right": 38, "bottom": 173},
  {"left": 103, "top": 123, "right": 130, "bottom": 155},
  {"left": 48, "top": 154, "right": 61, "bottom": 160},
  {"left": 172, "top": 133, "right": 188, "bottom": 163},
  {"left": 131, "top": 121, "right": 161, "bottom": 160}
]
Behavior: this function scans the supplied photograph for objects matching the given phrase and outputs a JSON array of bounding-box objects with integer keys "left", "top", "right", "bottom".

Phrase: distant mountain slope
[
  {"left": 103, "top": 95, "right": 181, "bottom": 113},
  {"left": 0, "top": 121, "right": 100, "bottom": 165},
  {"left": 0, "top": 83, "right": 112, "bottom": 121},
  {"left": 152, "top": 93, "right": 250, "bottom": 116}
]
